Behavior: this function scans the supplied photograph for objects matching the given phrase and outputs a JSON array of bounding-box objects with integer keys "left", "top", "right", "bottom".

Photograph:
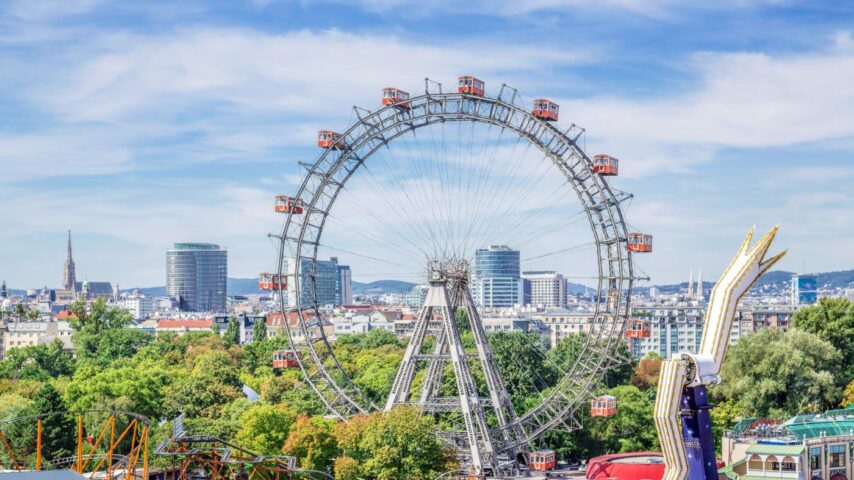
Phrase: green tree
[
  {"left": 243, "top": 336, "right": 292, "bottom": 374},
  {"left": 792, "top": 298, "right": 854, "bottom": 384},
  {"left": 489, "top": 332, "right": 557, "bottom": 410},
  {"left": 334, "top": 407, "right": 454, "bottom": 480},
  {"left": 716, "top": 328, "right": 841, "bottom": 418},
  {"left": 8, "top": 383, "right": 76, "bottom": 465},
  {"left": 351, "top": 345, "right": 402, "bottom": 402},
  {"left": 64, "top": 360, "right": 177, "bottom": 418},
  {"left": 224, "top": 316, "right": 240, "bottom": 346},
  {"left": 235, "top": 403, "right": 298, "bottom": 455},
  {"left": 335, "top": 329, "right": 404, "bottom": 350},
  {"left": 283, "top": 415, "right": 339, "bottom": 472},
  {"left": 252, "top": 317, "right": 267, "bottom": 342},
  {"left": 163, "top": 350, "right": 242, "bottom": 418},
  {"left": 841, "top": 378, "right": 854, "bottom": 408},
  {"left": 69, "top": 298, "right": 133, "bottom": 359},
  {"left": 91, "top": 329, "right": 153, "bottom": 366},
  {"left": 589, "top": 385, "right": 659, "bottom": 453},
  {"left": 0, "top": 340, "right": 74, "bottom": 381},
  {"left": 710, "top": 399, "right": 741, "bottom": 455}
]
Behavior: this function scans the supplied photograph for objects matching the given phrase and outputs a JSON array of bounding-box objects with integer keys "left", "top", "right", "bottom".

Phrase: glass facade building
[
  {"left": 791, "top": 274, "right": 818, "bottom": 305},
  {"left": 473, "top": 245, "right": 523, "bottom": 307},
  {"left": 286, "top": 257, "right": 341, "bottom": 307},
  {"left": 166, "top": 243, "right": 227, "bottom": 312},
  {"left": 336, "top": 261, "right": 353, "bottom": 306}
]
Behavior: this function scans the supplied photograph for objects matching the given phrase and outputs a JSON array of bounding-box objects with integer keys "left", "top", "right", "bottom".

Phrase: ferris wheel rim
[{"left": 274, "top": 84, "right": 637, "bottom": 447}]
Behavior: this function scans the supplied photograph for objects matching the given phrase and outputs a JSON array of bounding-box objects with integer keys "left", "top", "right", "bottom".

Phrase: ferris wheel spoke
[
  {"left": 468, "top": 148, "right": 552, "bottom": 251},
  {"left": 278, "top": 87, "right": 636, "bottom": 457}
]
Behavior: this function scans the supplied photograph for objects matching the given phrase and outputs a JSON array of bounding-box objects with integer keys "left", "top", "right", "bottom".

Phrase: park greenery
[{"left": 0, "top": 296, "right": 852, "bottom": 477}]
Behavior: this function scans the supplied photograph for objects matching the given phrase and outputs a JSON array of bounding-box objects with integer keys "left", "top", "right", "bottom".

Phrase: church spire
[{"left": 63, "top": 229, "right": 77, "bottom": 291}]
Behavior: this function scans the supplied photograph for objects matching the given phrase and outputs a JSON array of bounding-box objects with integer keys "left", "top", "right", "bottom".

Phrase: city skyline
[{"left": 1, "top": 1, "right": 853, "bottom": 287}]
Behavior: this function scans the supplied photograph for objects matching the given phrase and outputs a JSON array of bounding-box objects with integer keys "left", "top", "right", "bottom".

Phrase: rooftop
[{"left": 745, "top": 444, "right": 805, "bottom": 456}]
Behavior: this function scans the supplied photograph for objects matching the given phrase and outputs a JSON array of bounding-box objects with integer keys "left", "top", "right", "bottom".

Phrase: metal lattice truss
[{"left": 274, "top": 80, "right": 638, "bottom": 452}]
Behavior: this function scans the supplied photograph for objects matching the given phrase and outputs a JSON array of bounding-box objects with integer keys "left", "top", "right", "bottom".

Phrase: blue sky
[{"left": 1, "top": 0, "right": 853, "bottom": 289}]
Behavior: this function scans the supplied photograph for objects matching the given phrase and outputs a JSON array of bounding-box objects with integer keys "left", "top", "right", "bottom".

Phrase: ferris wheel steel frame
[{"left": 274, "top": 79, "right": 639, "bottom": 455}]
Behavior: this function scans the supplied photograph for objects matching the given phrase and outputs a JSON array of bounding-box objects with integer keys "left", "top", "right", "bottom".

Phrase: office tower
[
  {"left": 166, "top": 243, "right": 227, "bottom": 312},
  {"left": 337, "top": 263, "right": 353, "bottom": 306},
  {"left": 286, "top": 256, "right": 340, "bottom": 307},
  {"left": 791, "top": 273, "right": 818, "bottom": 305},
  {"left": 473, "top": 245, "right": 523, "bottom": 308}
]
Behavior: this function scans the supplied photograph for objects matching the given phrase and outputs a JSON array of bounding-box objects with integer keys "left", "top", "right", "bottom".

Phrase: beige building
[{"left": 2, "top": 321, "right": 73, "bottom": 356}]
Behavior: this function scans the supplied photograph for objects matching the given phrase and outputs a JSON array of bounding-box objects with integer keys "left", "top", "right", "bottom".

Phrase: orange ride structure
[
  {"left": 153, "top": 414, "right": 333, "bottom": 480},
  {"left": 0, "top": 410, "right": 150, "bottom": 478}
]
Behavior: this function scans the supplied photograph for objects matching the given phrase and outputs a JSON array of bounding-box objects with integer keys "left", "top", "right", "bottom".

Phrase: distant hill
[
  {"left": 352, "top": 280, "right": 417, "bottom": 295},
  {"left": 10, "top": 269, "right": 853, "bottom": 299},
  {"left": 639, "top": 269, "right": 854, "bottom": 295}
]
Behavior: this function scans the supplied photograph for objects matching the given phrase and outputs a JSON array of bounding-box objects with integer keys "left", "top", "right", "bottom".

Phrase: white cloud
[{"left": 562, "top": 38, "right": 854, "bottom": 176}]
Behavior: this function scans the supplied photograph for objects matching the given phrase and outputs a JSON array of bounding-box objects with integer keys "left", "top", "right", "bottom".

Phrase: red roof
[
  {"left": 55, "top": 310, "right": 78, "bottom": 320},
  {"left": 156, "top": 319, "right": 212, "bottom": 329},
  {"left": 587, "top": 452, "right": 664, "bottom": 480}
]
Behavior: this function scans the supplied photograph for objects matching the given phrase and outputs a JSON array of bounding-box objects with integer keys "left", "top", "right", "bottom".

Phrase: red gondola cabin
[
  {"left": 273, "top": 350, "right": 299, "bottom": 368},
  {"left": 627, "top": 233, "right": 653, "bottom": 253},
  {"left": 592, "top": 154, "right": 619, "bottom": 176},
  {"left": 530, "top": 449, "right": 557, "bottom": 471},
  {"left": 274, "top": 195, "right": 303, "bottom": 214},
  {"left": 318, "top": 130, "right": 347, "bottom": 150},
  {"left": 258, "top": 273, "right": 286, "bottom": 291},
  {"left": 458, "top": 76, "right": 485, "bottom": 96},
  {"left": 626, "top": 319, "right": 651, "bottom": 338},
  {"left": 382, "top": 87, "right": 411, "bottom": 109},
  {"left": 532, "top": 99, "right": 559, "bottom": 121},
  {"left": 591, "top": 395, "right": 617, "bottom": 417}
]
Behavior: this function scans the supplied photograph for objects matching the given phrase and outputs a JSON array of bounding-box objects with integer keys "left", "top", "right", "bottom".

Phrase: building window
[
  {"left": 828, "top": 445, "right": 845, "bottom": 468},
  {"left": 809, "top": 447, "right": 822, "bottom": 470},
  {"left": 781, "top": 457, "right": 797, "bottom": 472}
]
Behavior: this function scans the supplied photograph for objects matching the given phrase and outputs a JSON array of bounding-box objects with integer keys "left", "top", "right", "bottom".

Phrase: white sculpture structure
[{"left": 654, "top": 226, "right": 785, "bottom": 480}]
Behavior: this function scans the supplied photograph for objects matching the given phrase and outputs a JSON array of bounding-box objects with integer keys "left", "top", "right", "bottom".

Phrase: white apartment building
[
  {"left": 534, "top": 310, "right": 597, "bottom": 347},
  {"left": 522, "top": 271, "right": 567, "bottom": 308},
  {"left": 121, "top": 291, "right": 154, "bottom": 320},
  {"left": 3, "top": 321, "right": 74, "bottom": 356}
]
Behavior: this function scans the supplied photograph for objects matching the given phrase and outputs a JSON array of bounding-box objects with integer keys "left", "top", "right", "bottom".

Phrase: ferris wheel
[{"left": 265, "top": 76, "right": 651, "bottom": 477}]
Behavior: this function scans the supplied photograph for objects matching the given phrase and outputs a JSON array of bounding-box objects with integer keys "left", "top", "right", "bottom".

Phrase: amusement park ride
[
  {"left": 0, "top": 75, "right": 781, "bottom": 480},
  {"left": 264, "top": 74, "right": 660, "bottom": 478}
]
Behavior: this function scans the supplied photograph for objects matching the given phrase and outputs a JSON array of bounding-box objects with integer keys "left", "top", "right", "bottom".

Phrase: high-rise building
[
  {"left": 62, "top": 230, "right": 76, "bottom": 292},
  {"left": 166, "top": 243, "right": 227, "bottom": 312},
  {"left": 791, "top": 273, "right": 818, "bottom": 305},
  {"left": 522, "top": 271, "right": 567, "bottom": 308},
  {"left": 336, "top": 262, "right": 353, "bottom": 306},
  {"left": 286, "top": 257, "right": 340, "bottom": 307},
  {"left": 472, "top": 245, "right": 523, "bottom": 308}
]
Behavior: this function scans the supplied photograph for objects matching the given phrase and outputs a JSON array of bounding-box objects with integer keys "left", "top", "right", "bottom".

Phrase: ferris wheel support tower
[{"left": 384, "top": 260, "right": 525, "bottom": 475}]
